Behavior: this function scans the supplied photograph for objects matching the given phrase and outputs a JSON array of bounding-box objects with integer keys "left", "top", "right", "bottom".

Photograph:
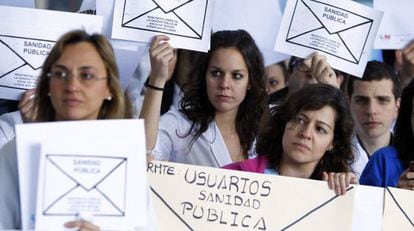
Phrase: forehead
[
  {"left": 299, "top": 106, "right": 336, "bottom": 126},
  {"left": 55, "top": 42, "right": 104, "bottom": 67},
  {"left": 265, "top": 64, "right": 284, "bottom": 76},
  {"left": 352, "top": 79, "right": 394, "bottom": 97},
  {"left": 208, "top": 47, "right": 247, "bottom": 68}
]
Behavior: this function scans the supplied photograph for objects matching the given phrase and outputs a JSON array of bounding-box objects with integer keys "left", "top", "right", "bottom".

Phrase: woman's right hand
[
  {"left": 64, "top": 219, "right": 100, "bottom": 231},
  {"left": 148, "top": 35, "right": 176, "bottom": 88},
  {"left": 323, "top": 171, "right": 359, "bottom": 195},
  {"left": 18, "top": 88, "right": 36, "bottom": 122},
  {"left": 397, "top": 161, "right": 414, "bottom": 190}
]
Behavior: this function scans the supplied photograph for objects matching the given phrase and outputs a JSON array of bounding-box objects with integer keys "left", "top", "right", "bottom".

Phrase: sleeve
[
  {"left": 0, "top": 139, "right": 21, "bottom": 229},
  {"left": 152, "top": 111, "right": 183, "bottom": 161},
  {"left": 359, "top": 147, "right": 395, "bottom": 187}
]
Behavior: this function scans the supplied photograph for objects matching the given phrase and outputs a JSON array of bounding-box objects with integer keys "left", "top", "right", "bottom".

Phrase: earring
[
  {"left": 47, "top": 92, "right": 51, "bottom": 97},
  {"left": 106, "top": 96, "right": 112, "bottom": 101}
]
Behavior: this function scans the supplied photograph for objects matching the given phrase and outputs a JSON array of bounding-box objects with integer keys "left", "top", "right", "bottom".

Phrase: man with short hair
[{"left": 347, "top": 61, "right": 401, "bottom": 178}]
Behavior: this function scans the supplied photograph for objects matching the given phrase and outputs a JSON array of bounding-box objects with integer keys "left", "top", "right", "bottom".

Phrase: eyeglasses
[{"left": 47, "top": 70, "right": 107, "bottom": 86}]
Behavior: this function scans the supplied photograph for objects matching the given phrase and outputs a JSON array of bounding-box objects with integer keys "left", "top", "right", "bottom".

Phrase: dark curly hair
[
  {"left": 179, "top": 30, "right": 268, "bottom": 157},
  {"left": 256, "top": 84, "right": 354, "bottom": 180},
  {"left": 394, "top": 80, "right": 414, "bottom": 168}
]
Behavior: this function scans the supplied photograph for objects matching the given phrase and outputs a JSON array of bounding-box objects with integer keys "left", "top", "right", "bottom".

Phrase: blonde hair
[{"left": 34, "top": 30, "right": 132, "bottom": 121}]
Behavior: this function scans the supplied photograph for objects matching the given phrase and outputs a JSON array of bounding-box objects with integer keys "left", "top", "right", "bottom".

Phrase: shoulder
[
  {"left": 159, "top": 110, "right": 192, "bottom": 131},
  {"left": 222, "top": 156, "right": 267, "bottom": 173},
  {"left": 370, "top": 146, "right": 399, "bottom": 161}
]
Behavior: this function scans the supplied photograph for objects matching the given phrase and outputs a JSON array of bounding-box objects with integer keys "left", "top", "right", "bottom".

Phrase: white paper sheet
[
  {"left": 16, "top": 119, "right": 148, "bottom": 230},
  {"left": 212, "top": 0, "right": 290, "bottom": 66},
  {"left": 373, "top": 0, "right": 414, "bottom": 49},
  {"left": 97, "top": 0, "right": 149, "bottom": 90},
  {"left": 0, "top": 6, "right": 103, "bottom": 100},
  {"left": 111, "top": 0, "right": 214, "bottom": 52},
  {"left": 274, "top": 0, "right": 383, "bottom": 77}
]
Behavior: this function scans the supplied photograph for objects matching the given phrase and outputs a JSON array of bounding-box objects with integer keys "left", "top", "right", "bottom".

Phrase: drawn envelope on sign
[
  {"left": 41, "top": 154, "right": 127, "bottom": 216},
  {"left": 122, "top": 0, "right": 208, "bottom": 39},
  {"left": 383, "top": 187, "right": 414, "bottom": 230},
  {"left": 286, "top": 0, "right": 373, "bottom": 64},
  {"left": 0, "top": 35, "right": 54, "bottom": 89}
]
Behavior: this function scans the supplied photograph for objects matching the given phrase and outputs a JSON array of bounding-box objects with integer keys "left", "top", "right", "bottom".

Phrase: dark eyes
[
  {"left": 210, "top": 70, "right": 244, "bottom": 80},
  {"left": 268, "top": 79, "right": 279, "bottom": 86}
]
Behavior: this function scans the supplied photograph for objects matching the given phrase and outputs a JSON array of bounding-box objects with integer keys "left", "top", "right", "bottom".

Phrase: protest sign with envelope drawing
[
  {"left": 39, "top": 154, "right": 127, "bottom": 217},
  {"left": 373, "top": 0, "right": 414, "bottom": 49},
  {"left": 111, "top": 0, "right": 214, "bottom": 52},
  {"left": 147, "top": 161, "right": 382, "bottom": 230},
  {"left": 16, "top": 120, "right": 149, "bottom": 230},
  {"left": 275, "top": 0, "right": 383, "bottom": 77},
  {"left": 383, "top": 187, "right": 414, "bottom": 230},
  {"left": 0, "top": 5, "right": 102, "bottom": 100}
]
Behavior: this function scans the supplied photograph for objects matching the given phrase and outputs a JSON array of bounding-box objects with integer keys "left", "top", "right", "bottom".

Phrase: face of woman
[
  {"left": 265, "top": 64, "right": 286, "bottom": 94},
  {"left": 282, "top": 106, "right": 336, "bottom": 170},
  {"left": 206, "top": 47, "right": 249, "bottom": 115},
  {"left": 48, "top": 42, "right": 111, "bottom": 121}
]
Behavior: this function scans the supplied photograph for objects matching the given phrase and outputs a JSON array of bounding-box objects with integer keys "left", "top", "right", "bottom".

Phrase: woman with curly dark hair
[
  {"left": 224, "top": 84, "right": 357, "bottom": 195},
  {"left": 141, "top": 30, "right": 267, "bottom": 167}
]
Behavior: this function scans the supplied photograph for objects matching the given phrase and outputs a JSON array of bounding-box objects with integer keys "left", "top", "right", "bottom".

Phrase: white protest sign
[
  {"left": 111, "top": 0, "right": 214, "bottom": 52},
  {"left": 0, "top": 6, "right": 102, "bottom": 100},
  {"left": 147, "top": 161, "right": 383, "bottom": 230},
  {"left": 274, "top": 0, "right": 383, "bottom": 77},
  {"left": 16, "top": 119, "right": 148, "bottom": 230},
  {"left": 97, "top": 0, "right": 149, "bottom": 90},
  {"left": 373, "top": 0, "right": 414, "bottom": 49},
  {"left": 383, "top": 187, "right": 414, "bottom": 230}
]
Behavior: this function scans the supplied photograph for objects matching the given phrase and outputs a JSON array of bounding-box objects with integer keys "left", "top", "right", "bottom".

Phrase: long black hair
[{"left": 179, "top": 30, "right": 267, "bottom": 157}]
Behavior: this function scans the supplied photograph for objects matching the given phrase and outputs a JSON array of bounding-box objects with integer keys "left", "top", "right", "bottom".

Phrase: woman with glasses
[
  {"left": 0, "top": 30, "right": 132, "bottom": 230},
  {"left": 141, "top": 30, "right": 268, "bottom": 167}
]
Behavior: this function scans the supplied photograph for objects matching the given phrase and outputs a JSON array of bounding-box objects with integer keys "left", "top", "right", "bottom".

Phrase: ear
[
  {"left": 394, "top": 97, "right": 401, "bottom": 119},
  {"left": 327, "top": 144, "right": 334, "bottom": 152},
  {"left": 105, "top": 88, "right": 112, "bottom": 100},
  {"left": 395, "top": 50, "right": 403, "bottom": 67}
]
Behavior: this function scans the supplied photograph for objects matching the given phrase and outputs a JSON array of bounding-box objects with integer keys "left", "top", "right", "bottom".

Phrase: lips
[
  {"left": 63, "top": 98, "right": 82, "bottom": 106},
  {"left": 216, "top": 94, "right": 232, "bottom": 101},
  {"left": 292, "top": 142, "right": 311, "bottom": 151},
  {"left": 363, "top": 121, "right": 381, "bottom": 127}
]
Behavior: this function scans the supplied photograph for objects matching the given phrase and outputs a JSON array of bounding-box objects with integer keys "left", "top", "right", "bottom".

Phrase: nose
[
  {"left": 299, "top": 124, "right": 312, "bottom": 140},
  {"left": 64, "top": 74, "right": 82, "bottom": 91},
  {"left": 218, "top": 75, "right": 231, "bottom": 89},
  {"left": 366, "top": 101, "right": 377, "bottom": 115}
]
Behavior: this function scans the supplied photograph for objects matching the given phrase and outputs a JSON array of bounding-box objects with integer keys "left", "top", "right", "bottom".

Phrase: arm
[
  {"left": 139, "top": 35, "right": 175, "bottom": 156},
  {"left": 397, "top": 40, "right": 414, "bottom": 89}
]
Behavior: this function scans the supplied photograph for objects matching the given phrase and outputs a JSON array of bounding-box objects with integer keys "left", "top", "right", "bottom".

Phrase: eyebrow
[
  {"left": 52, "top": 64, "right": 96, "bottom": 71},
  {"left": 209, "top": 66, "right": 248, "bottom": 72},
  {"left": 299, "top": 113, "right": 333, "bottom": 130}
]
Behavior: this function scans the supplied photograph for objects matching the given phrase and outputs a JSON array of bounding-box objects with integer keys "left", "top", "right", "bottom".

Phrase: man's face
[{"left": 350, "top": 79, "right": 399, "bottom": 141}]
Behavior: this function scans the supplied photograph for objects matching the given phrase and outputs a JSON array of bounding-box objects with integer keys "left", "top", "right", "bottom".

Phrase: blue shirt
[{"left": 359, "top": 146, "right": 404, "bottom": 187}]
